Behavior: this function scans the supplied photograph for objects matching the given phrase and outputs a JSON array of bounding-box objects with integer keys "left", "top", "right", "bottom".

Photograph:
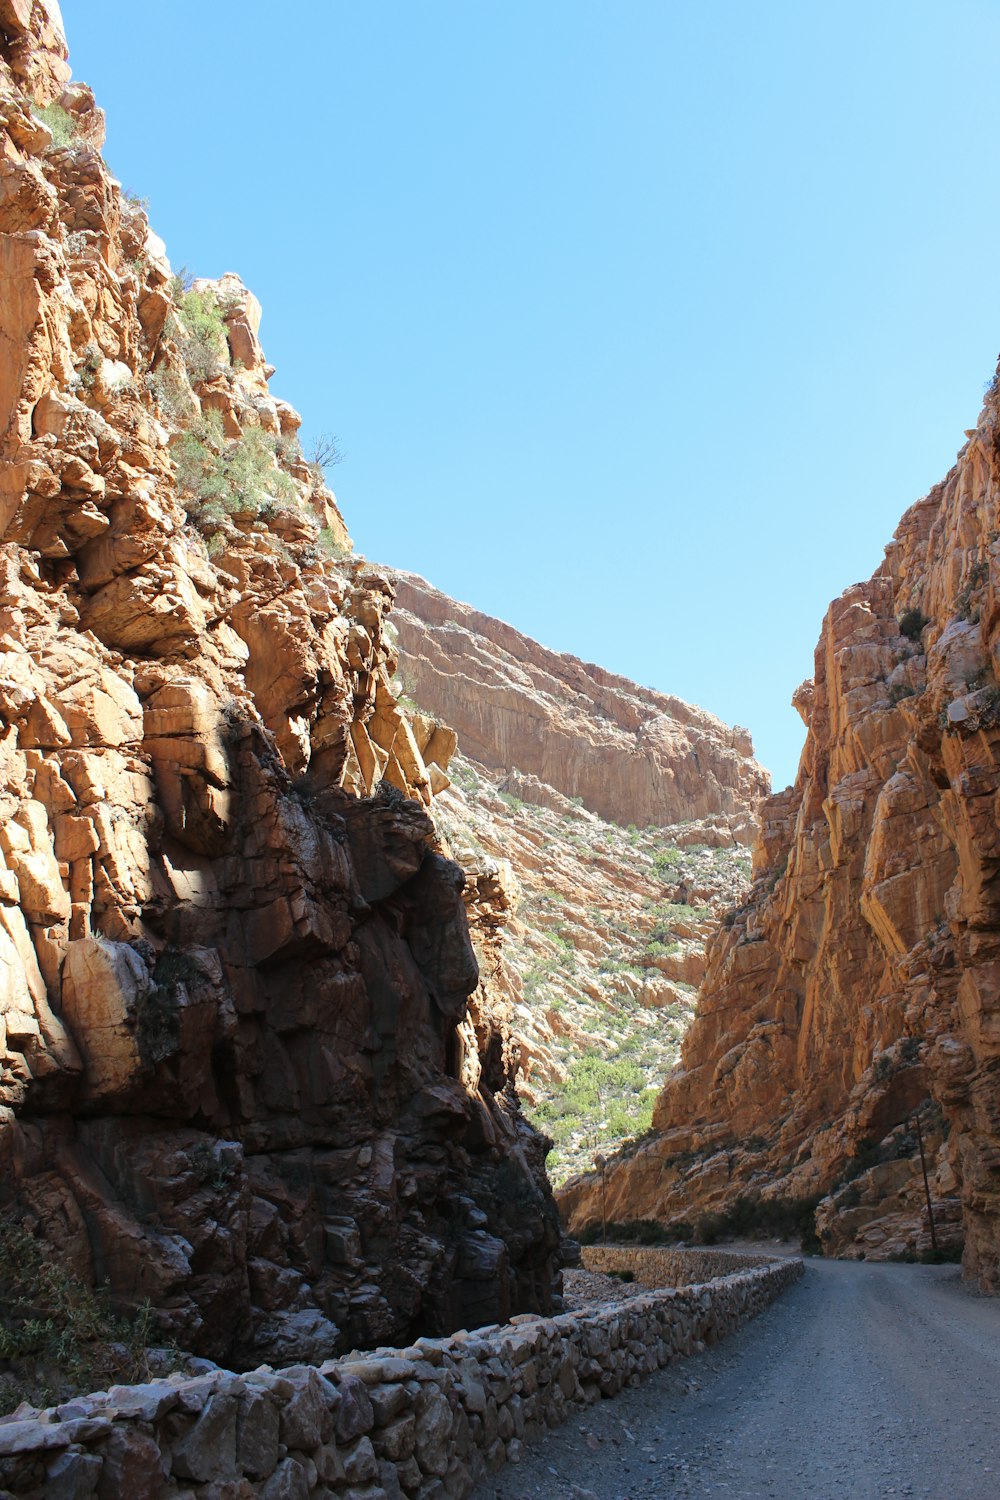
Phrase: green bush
[
  {"left": 576, "top": 1218, "right": 682, "bottom": 1247},
  {"left": 533, "top": 1052, "right": 658, "bottom": 1160},
  {"left": 694, "top": 1193, "right": 821, "bottom": 1251},
  {"left": 173, "top": 411, "right": 299, "bottom": 532},
  {"left": 147, "top": 363, "right": 193, "bottom": 424},
  {"left": 33, "top": 102, "right": 78, "bottom": 148},
  {"left": 0, "top": 1215, "right": 159, "bottom": 1410},
  {"left": 170, "top": 282, "right": 230, "bottom": 382},
  {"left": 898, "top": 607, "right": 930, "bottom": 642},
  {"left": 651, "top": 848, "right": 684, "bottom": 879}
]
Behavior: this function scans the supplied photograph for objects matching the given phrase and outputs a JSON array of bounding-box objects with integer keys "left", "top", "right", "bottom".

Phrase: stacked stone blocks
[{"left": 0, "top": 1249, "right": 802, "bottom": 1498}]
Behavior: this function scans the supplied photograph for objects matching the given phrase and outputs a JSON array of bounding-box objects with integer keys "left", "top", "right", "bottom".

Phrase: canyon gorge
[
  {"left": 386, "top": 570, "right": 765, "bottom": 1181},
  {"left": 563, "top": 394, "right": 1000, "bottom": 1290},
  {"left": 0, "top": 2, "right": 998, "bottom": 1475}
]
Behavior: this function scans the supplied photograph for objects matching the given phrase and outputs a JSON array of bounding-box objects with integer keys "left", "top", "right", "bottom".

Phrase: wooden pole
[{"left": 913, "top": 1112, "right": 938, "bottom": 1256}]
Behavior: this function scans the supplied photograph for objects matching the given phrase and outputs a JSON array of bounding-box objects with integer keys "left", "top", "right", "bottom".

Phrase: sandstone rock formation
[
  {"left": 564, "top": 389, "right": 1000, "bottom": 1291},
  {"left": 0, "top": 0, "right": 561, "bottom": 1366},
  {"left": 388, "top": 570, "right": 768, "bottom": 835}
]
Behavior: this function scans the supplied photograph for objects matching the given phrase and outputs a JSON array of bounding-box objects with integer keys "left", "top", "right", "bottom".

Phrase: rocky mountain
[
  {"left": 388, "top": 569, "right": 768, "bottom": 832},
  {"left": 432, "top": 753, "right": 751, "bottom": 1183},
  {"left": 563, "top": 387, "right": 1000, "bottom": 1291},
  {"left": 374, "top": 575, "right": 767, "bottom": 1181},
  {"left": 0, "top": 0, "right": 562, "bottom": 1366}
]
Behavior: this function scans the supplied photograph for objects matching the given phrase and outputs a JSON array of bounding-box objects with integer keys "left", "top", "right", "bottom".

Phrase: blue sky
[{"left": 70, "top": 1, "right": 1000, "bottom": 790}]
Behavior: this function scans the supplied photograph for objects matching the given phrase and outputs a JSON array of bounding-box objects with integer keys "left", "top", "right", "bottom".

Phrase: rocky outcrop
[
  {"left": 563, "top": 385, "right": 1000, "bottom": 1291},
  {"left": 0, "top": 0, "right": 561, "bottom": 1366},
  {"left": 388, "top": 570, "right": 768, "bottom": 835}
]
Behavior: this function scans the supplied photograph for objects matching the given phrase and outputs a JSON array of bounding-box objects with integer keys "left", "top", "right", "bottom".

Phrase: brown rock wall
[
  {"left": 388, "top": 569, "right": 768, "bottom": 835},
  {"left": 0, "top": 4, "right": 561, "bottom": 1363},
  {"left": 563, "top": 397, "right": 1000, "bottom": 1290}
]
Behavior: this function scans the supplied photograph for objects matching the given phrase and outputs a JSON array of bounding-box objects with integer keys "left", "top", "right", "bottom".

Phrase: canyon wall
[
  {"left": 564, "top": 387, "right": 1000, "bottom": 1289},
  {"left": 389, "top": 569, "right": 768, "bottom": 834},
  {"left": 0, "top": 1, "right": 561, "bottom": 1367},
  {"left": 383, "top": 579, "right": 765, "bottom": 1181}
]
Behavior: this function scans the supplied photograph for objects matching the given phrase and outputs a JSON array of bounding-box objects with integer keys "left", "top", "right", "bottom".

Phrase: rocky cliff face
[
  {"left": 378, "top": 577, "right": 765, "bottom": 1182},
  {"left": 0, "top": 0, "right": 561, "bottom": 1365},
  {"left": 389, "top": 570, "right": 768, "bottom": 835},
  {"left": 563, "top": 389, "right": 1000, "bottom": 1291}
]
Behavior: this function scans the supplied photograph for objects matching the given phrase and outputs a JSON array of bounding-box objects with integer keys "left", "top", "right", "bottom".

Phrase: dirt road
[{"left": 476, "top": 1258, "right": 1000, "bottom": 1500}]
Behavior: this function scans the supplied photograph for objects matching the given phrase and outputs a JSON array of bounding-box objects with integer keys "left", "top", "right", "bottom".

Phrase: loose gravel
[{"left": 475, "top": 1257, "right": 1000, "bottom": 1500}]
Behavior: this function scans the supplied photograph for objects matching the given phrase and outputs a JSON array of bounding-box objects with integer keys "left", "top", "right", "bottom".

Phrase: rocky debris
[
  {"left": 0, "top": 1, "right": 561, "bottom": 1365},
  {"left": 562, "top": 1269, "right": 653, "bottom": 1307},
  {"left": 387, "top": 569, "right": 768, "bottom": 834},
  {"left": 434, "top": 754, "right": 752, "bottom": 1182},
  {"left": 0, "top": 1253, "right": 801, "bottom": 1499},
  {"left": 563, "top": 377, "right": 1000, "bottom": 1292}
]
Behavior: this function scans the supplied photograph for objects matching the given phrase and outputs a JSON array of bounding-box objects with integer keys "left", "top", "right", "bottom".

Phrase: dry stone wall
[
  {"left": 0, "top": 1252, "right": 802, "bottom": 1498},
  {"left": 580, "top": 1244, "right": 789, "bottom": 1283}
]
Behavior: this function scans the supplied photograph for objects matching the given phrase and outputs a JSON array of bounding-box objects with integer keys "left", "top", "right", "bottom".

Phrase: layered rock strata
[
  {"left": 380, "top": 580, "right": 765, "bottom": 1182},
  {"left": 564, "top": 383, "right": 1000, "bottom": 1290},
  {"left": 388, "top": 569, "right": 768, "bottom": 834},
  {"left": 0, "top": 1, "right": 560, "bottom": 1364}
]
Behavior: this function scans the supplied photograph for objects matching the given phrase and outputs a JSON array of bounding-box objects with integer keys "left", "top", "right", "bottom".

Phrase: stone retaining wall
[
  {"left": 0, "top": 1254, "right": 803, "bottom": 1499},
  {"left": 581, "top": 1244, "right": 787, "bottom": 1284}
]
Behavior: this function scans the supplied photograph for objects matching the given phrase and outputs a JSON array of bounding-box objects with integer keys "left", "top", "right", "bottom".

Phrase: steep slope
[
  {"left": 563, "top": 383, "right": 1000, "bottom": 1290},
  {"left": 377, "top": 577, "right": 764, "bottom": 1179},
  {"left": 0, "top": 1, "right": 561, "bottom": 1364},
  {"left": 433, "top": 752, "right": 751, "bottom": 1182},
  {"left": 389, "top": 569, "right": 768, "bottom": 833}
]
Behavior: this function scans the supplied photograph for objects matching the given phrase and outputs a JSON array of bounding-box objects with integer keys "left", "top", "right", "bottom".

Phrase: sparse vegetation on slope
[
  {"left": 172, "top": 410, "right": 299, "bottom": 532},
  {"left": 170, "top": 279, "right": 231, "bottom": 383},
  {"left": 0, "top": 1216, "right": 159, "bottom": 1410},
  {"left": 434, "top": 752, "right": 752, "bottom": 1183}
]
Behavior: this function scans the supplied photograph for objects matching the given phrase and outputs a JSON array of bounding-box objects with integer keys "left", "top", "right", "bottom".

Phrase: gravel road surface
[{"left": 475, "top": 1258, "right": 1000, "bottom": 1500}]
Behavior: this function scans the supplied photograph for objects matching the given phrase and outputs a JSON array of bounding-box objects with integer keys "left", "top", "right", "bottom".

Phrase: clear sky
[{"left": 69, "top": 1, "right": 1000, "bottom": 790}]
